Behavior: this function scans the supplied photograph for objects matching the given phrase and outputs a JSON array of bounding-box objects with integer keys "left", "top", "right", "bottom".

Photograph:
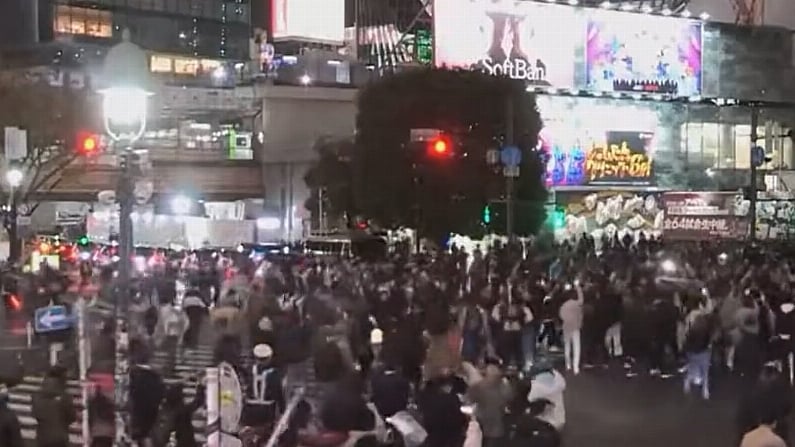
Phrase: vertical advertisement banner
[
  {"left": 271, "top": 0, "right": 345, "bottom": 44},
  {"left": 585, "top": 13, "right": 702, "bottom": 96},
  {"left": 662, "top": 192, "right": 748, "bottom": 240},
  {"left": 433, "top": 0, "right": 581, "bottom": 88}
]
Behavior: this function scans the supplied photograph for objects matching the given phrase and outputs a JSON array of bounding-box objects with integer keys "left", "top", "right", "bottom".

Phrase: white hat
[{"left": 253, "top": 344, "right": 273, "bottom": 359}]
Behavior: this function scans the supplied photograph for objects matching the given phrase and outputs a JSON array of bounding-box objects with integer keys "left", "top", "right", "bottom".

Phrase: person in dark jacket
[
  {"left": 153, "top": 382, "right": 205, "bottom": 447},
  {"left": 130, "top": 340, "right": 165, "bottom": 446},
  {"left": 370, "top": 358, "right": 410, "bottom": 418},
  {"left": 0, "top": 385, "right": 24, "bottom": 447},
  {"left": 88, "top": 387, "right": 115, "bottom": 447},
  {"left": 32, "top": 370, "right": 76, "bottom": 447},
  {"left": 417, "top": 371, "right": 468, "bottom": 447}
]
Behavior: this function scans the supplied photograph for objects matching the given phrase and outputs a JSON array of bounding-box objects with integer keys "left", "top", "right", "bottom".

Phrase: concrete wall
[{"left": 257, "top": 85, "right": 357, "bottom": 241}]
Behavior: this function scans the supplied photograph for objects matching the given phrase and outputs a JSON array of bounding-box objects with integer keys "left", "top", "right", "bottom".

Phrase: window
[
  {"left": 683, "top": 123, "right": 703, "bottom": 165},
  {"left": 701, "top": 123, "right": 720, "bottom": 168},
  {"left": 174, "top": 57, "right": 199, "bottom": 75},
  {"left": 150, "top": 55, "right": 173, "bottom": 73},
  {"left": 54, "top": 6, "right": 113, "bottom": 38}
]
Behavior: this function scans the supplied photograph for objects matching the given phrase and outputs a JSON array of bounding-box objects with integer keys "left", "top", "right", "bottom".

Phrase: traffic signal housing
[{"left": 482, "top": 204, "right": 491, "bottom": 224}]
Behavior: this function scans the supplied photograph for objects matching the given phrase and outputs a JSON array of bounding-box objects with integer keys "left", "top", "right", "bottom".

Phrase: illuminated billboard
[
  {"left": 538, "top": 96, "right": 658, "bottom": 187},
  {"left": 586, "top": 13, "right": 702, "bottom": 96},
  {"left": 271, "top": 0, "right": 345, "bottom": 44},
  {"left": 433, "top": 0, "right": 581, "bottom": 88},
  {"left": 434, "top": 0, "right": 704, "bottom": 97}
]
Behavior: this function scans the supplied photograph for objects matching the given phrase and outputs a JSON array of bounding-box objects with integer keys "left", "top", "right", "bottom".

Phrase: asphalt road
[{"left": 562, "top": 365, "right": 791, "bottom": 447}]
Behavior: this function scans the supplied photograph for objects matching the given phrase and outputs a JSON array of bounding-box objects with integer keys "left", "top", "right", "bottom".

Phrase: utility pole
[
  {"left": 505, "top": 96, "right": 516, "bottom": 239},
  {"left": 749, "top": 106, "right": 759, "bottom": 240}
]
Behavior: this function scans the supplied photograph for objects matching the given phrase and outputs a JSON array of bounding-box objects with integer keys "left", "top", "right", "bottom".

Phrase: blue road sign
[
  {"left": 34, "top": 305, "right": 73, "bottom": 333},
  {"left": 500, "top": 145, "right": 522, "bottom": 167},
  {"left": 751, "top": 145, "right": 765, "bottom": 167}
]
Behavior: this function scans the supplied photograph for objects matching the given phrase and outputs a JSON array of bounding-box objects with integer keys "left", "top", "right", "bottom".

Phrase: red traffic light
[
  {"left": 427, "top": 135, "right": 452, "bottom": 157},
  {"left": 76, "top": 131, "right": 100, "bottom": 155}
]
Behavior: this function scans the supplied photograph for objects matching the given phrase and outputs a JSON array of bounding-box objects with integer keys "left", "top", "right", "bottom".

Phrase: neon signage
[{"left": 585, "top": 142, "right": 653, "bottom": 183}]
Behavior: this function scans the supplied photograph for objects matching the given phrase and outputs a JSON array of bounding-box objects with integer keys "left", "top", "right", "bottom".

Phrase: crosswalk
[{"left": 10, "top": 345, "right": 232, "bottom": 445}]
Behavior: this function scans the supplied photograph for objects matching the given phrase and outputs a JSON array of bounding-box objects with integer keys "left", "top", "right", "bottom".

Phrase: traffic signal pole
[
  {"left": 505, "top": 96, "right": 515, "bottom": 239},
  {"left": 749, "top": 106, "right": 759, "bottom": 240}
]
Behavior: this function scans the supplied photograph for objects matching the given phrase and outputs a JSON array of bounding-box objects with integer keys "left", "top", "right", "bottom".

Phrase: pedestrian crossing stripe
[{"left": 8, "top": 346, "right": 247, "bottom": 445}]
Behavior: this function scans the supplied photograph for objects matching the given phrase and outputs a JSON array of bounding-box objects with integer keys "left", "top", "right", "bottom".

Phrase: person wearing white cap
[{"left": 241, "top": 344, "right": 285, "bottom": 429}]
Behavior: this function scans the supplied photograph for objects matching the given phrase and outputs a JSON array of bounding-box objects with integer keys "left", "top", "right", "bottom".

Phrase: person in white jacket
[
  {"left": 527, "top": 362, "right": 567, "bottom": 431},
  {"left": 558, "top": 281, "right": 585, "bottom": 375}
]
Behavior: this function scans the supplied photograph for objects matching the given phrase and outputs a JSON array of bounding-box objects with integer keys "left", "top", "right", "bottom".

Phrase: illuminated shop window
[
  {"left": 54, "top": 6, "right": 112, "bottom": 38},
  {"left": 150, "top": 55, "right": 173, "bottom": 73},
  {"left": 173, "top": 57, "right": 221, "bottom": 76}
]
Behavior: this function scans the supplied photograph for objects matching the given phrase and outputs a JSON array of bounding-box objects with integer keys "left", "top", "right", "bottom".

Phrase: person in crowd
[
  {"left": 682, "top": 297, "right": 714, "bottom": 400},
  {"left": 88, "top": 386, "right": 115, "bottom": 447},
  {"left": 155, "top": 298, "right": 189, "bottom": 374},
  {"left": 417, "top": 365, "right": 468, "bottom": 447},
  {"left": 527, "top": 358, "right": 567, "bottom": 431},
  {"left": 152, "top": 382, "right": 205, "bottom": 447},
  {"left": 737, "top": 364, "right": 792, "bottom": 445},
  {"left": 492, "top": 295, "right": 533, "bottom": 369},
  {"left": 467, "top": 360, "right": 513, "bottom": 447},
  {"left": 740, "top": 406, "right": 787, "bottom": 447},
  {"left": 0, "top": 384, "right": 24, "bottom": 447},
  {"left": 31, "top": 367, "right": 76, "bottom": 447},
  {"left": 242, "top": 344, "right": 285, "bottom": 429},
  {"left": 370, "top": 354, "right": 411, "bottom": 419},
  {"left": 559, "top": 280, "right": 584, "bottom": 375},
  {"left": 182, "top": 289, "right": 208, "bottom": 349},
  {"left": 130, "top": 339, "right": 165, "bottom": 446}
]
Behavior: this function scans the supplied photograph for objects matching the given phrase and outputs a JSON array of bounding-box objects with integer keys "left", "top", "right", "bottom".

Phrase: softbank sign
[
  {"left": 434, "top": 0, "right": 581, "bottom": 88},
  {"left": 478, "top": 58, "right": 548, "bottom": 83}
]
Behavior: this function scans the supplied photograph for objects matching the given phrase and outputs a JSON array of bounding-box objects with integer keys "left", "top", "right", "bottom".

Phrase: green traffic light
[
  {"left": 78, "top": 236, "right": 89, "bottom": 245},
  {"left": 482, "top": 205, "right": 491, "bottom": 224}
]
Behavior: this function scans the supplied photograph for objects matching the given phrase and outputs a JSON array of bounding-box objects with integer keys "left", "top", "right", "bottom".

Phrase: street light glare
[
  {"left": 101, "top": 86, "right": 149, "bottom": 127},
  {"left": 171, "top": 195, "right": 192, "bottom": 215},
  {"left": 6, "top": 169, "right": 23, "bottom": 187}
]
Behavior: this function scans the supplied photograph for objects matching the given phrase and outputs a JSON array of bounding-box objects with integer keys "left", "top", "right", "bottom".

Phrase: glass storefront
[{"left": 538, "top": 94, "right": 795, "bottom": 191}]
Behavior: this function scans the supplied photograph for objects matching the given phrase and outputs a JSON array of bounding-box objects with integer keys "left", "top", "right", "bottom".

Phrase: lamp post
[
  {"left": 5, "top": 167, "right": 23, "bottom": 264},
  {"left": 98, "top": 29, "right": 151, "bottom": 446}
]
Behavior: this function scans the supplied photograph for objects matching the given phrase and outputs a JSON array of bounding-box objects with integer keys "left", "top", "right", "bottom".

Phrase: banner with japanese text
[{"left": 662, "top": 192, "right": 748, "bottom": 240}]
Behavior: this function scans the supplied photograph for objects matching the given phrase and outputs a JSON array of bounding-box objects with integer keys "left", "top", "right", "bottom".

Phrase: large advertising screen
[
  {"left": 662, "top": 192, "right": 747, "bottom": 240},
  {"left": 538, "top": 96, "right": 658, "bottom": 187},
  {"left": 433, "top": 0, "right": 703, "bottom": 96},
  {"left": 585, "top": 13, "right": 702, "bottom": 96},
  {"left": 433, "top": 0, "right": 581, "bottom": 88},
  {"left": 271, "top": 0, "right": 345, "bottom": 44}
]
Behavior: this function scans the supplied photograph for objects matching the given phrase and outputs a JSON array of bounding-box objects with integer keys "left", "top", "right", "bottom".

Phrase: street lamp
[
  {"left": 98, "top": 28, "right": 151, "bottom": 446},
  {"left": 6, "top": 168, "right": 23, "bottom": 188},
  {"left": 171, "top": 194, "right": 192, "bottom": 215}
]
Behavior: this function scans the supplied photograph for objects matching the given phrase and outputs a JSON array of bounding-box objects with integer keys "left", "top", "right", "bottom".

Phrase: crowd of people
[{"left": 2, "top": 234, "right": 795, "bottom": 447}]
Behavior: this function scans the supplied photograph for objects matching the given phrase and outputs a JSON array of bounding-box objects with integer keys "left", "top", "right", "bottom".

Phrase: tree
[
  {"left": 0, "top": 74, "right": 97, "bottom": 261},
  {"left": 304, "top": 136, "right": 356, "bottom": 230},
  {"left": 307, "top": 68, "right": 547, "bottom": 241}
]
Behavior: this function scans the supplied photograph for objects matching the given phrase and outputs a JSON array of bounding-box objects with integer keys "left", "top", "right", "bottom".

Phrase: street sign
[
  {"left": 34, "top": 305, "right": 73, "bottom": 333},
  {"left": 4, "top": 127, "right": 28, "bottom": 161},
  {"left": 15, "top": 215, "right": 31, "bottom": 227},
  {"left": 500, "top": 145, "right": 522, "bottom": 167},
  {"left": 751, "top": 145, "right": 766, "bottom": 167},
  {"left": 503, "top": 166, "right": 520, "bottom": 177}
]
